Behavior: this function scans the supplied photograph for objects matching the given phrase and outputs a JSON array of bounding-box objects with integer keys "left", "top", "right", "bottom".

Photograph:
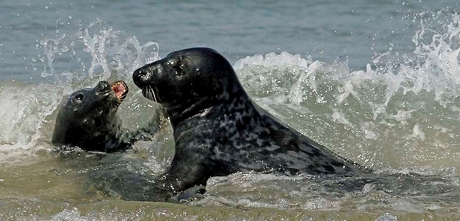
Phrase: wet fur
[
  {"left": 133, "top": 48, "right": 370, "bottom": 200},
  {"left": 52, "top": 81, "right": 159, "bottom": 152}
]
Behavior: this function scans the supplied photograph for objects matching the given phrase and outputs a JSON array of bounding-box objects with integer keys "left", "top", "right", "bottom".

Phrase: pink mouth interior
[{"left": 111, "top": 81, "right": 128, "bottom": 100}]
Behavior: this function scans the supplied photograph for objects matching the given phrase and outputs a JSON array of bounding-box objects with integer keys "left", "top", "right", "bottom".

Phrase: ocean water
[{"left": 1, "top": 0, "right": 460, "bottom": 220}]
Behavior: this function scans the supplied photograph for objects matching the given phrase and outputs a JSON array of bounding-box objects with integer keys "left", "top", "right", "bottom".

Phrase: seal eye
[
  {"left": 173, "top": 65, "right": 183, "bottom": 77},
  {"left": 74, "top": 94, "right": 84, "bottom": 103}
]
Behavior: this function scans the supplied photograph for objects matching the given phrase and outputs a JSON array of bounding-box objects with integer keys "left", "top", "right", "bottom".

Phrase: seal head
[
  {"left": 52, "top": 81, "right": 129, "bottom": 152},
  {"left": 133, "top": 48, "right": 240, "bottom": 127}
]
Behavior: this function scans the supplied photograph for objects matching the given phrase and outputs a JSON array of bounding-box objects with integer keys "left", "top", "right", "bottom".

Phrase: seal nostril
[
  {"left": 96, "top": 81, "right": 110, "bottom": 92},
  {"left": 94, "top": 118, "right": 102, "bottom": 127},
  {"left": 133, "top": 68, "right": 146, "bottom": 87}
]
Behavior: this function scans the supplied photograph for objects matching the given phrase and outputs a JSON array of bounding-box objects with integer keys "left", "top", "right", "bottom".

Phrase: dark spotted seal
[
  {"left": 52, "top": 80, "right": 158, "bottom": 152},
  {"left": 133, "top": 47, "right": 369, "bottom": 199}
]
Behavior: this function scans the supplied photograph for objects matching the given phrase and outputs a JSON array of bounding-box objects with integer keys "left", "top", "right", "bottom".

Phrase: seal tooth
[{"left": 110, "top": 80, "right": 129, "bottom": 102}]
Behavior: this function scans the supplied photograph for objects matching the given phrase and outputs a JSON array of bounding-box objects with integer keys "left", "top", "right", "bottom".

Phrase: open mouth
[{"left": 110, "top": 80, "right": 129, "bottom": 102}]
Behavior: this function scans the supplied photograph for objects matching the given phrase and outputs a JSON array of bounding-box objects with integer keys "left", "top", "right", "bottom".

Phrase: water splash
[
  {"left": 378, "top": 10, "right": 460, "bottom": 107},
  {"left": 0, "top": 82, "right": 67, "bottom": 155},
  {"left": 234, "top": 10, "right": 460, "bottom": 172},
  {"left": 375, "top": 213, "right": 398, "bottom": 221},
  {"left": 38, "top": 19, "right": 159, "bottom": 87},
  {"left": 1, "top": 9, "right": 460, "bottom": 221},
  {"left": 1, "top": 20, "right": 162, "bottom": 162}
]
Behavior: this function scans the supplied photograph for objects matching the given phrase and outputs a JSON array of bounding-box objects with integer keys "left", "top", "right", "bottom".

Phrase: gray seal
[
  {"left": 133, "top": 47, "right": 370, "bottom": 200},
  {"left": 52, "top": 80, "right": 158, "bottom": 152}
]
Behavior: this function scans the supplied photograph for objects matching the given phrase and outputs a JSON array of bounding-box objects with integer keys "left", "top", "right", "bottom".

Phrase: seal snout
[
  {"left": 95, "top": 81, "right": 113, "bottom": 97},
  {"left": 133, "top": 67, "right": 161, "bottom": 102},
  {"left": 133, "top": 67, "right": 151, "bottom": 89},
  {"left": 94, "top": 80, "right": 129, "bottom": 104}
]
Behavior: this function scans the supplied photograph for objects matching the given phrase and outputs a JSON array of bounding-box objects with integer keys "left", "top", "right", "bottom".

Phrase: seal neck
[
  {"left": 89, "top": 131, "right": 130, "bottom": 152},
  {"left": 166, "top": 96, "right": 218, "bottom": 128},
  {"left": 167, "top": 91, "right": 263, "bottom": 134}
]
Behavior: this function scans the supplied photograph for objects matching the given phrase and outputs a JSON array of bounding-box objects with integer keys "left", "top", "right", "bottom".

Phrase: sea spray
[
  {"left": 0, "top": 21, "right": 164, "bottom": 163},
  {"left": 235, "top": 11, "right": 460, "bottom": 173},
  {"left": 39, "top": 19, "right": 159, "bottom": 86}
]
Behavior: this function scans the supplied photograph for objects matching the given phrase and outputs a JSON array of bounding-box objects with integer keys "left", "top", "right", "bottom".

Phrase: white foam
[
  {"left": 0, "top": 84, "right": 65, "bottom": 144},
  {"left": 231, "top": 10, "right": 460, "bottom": 172},
  {"left": 1, "top": 20, "right": 162, "bottom": 163}
]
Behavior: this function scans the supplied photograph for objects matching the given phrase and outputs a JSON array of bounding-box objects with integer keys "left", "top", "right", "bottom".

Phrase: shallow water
[{"left": 2, "top": 1, "right": 460, "bottom": 220}]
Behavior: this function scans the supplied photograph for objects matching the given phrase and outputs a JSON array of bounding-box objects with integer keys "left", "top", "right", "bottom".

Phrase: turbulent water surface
[{"left": 1, "top": 1, "right": 460, "bottom": 220}]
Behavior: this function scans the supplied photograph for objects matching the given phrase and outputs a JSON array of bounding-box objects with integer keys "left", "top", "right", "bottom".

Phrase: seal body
[
  {"left": 52, "top": 81, "right": 130, "bottom": 152},
  {"left": 133, "top": 47, "right": 369, "bottom": 198}
]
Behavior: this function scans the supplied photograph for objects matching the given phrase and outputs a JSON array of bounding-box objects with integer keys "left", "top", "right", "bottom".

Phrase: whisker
[
  {"left": 120, "top": 92, "right": 127, "bottom": 101},
  {"left": 151, "top": 86, "right": 158, "bottom": 103},
  {"left": 153, "top": 85, "right": 161, "bottom": 103},
  {"left": 106, "top": 71, "right": 118, "bottom": 83},
  {"left": 112, "top": 101, "right": 121, "bottom": 108},
  {"left": 133, "top": 89, "right": 143, "bottom": 96},
  {"left": 147, "top": 85, "right": 155, "bottom": 102},
  {"left": 143, "top": 85, "right": 157, "bottom": 102}
]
